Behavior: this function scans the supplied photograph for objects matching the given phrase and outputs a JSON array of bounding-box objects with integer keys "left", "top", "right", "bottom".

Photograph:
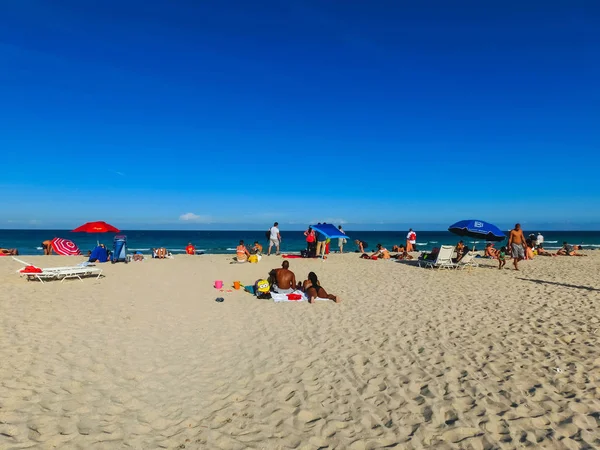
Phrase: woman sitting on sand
[
  {"left": 235, "top": 240, "right": 250, "bottom": 262},
  {"left": 153, "top": 248, "right": 168, "bottom": 259},
  {"left": 372, "top": 244, "right": 391, "bottom": 259},
  {"left": 525, "top": 242, "right": 535, "bottom": 260},
  {"left": 484, "top": 243, "right": 499, "bottom": 259},
  {"left": 302, "top": 272, "right": 340, "bottom": 304},
  {"left": 455, "top": 241, "right": 467, "bottom": 262}
]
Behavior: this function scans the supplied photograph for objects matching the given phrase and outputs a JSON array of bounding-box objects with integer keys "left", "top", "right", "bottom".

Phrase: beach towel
[
  {"left": 281, "top": 254, "right": 303, "bottom": 259},
  {"left": 271, "top": 291, "right": 330, "bottom": 303}
]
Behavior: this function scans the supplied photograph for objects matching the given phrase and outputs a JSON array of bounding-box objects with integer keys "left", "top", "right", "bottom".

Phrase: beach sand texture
[{"left": 1, "top": 253, "right": 600, "bottom": 449}]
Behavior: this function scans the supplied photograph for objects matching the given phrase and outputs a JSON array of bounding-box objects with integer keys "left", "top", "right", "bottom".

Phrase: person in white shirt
[
  {"left": 536, "top": 233, "right": 544, "bottom": 246},
  {"left": 268, "top": 222, "right": 281, "bottom": 256},
  {"left": 406, "top": 228, "right": 417, "bottom": 252}
]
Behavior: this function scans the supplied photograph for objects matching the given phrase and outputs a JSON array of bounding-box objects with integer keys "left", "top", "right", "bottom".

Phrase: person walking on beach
[
  {"left": 338, "top": 225, "right": 346, "bottom": 253},
  {"left": 406, "top": 229, "right": 417, "bottom": 252},
  {"left": 267, "top": 222, "right": 281, "bottom": 256},
  {"left": 508, "top": 223, "right": 526, "bottom": 270}
]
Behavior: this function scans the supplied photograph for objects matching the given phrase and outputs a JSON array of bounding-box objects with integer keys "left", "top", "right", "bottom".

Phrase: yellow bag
[{"left": 248, "top": 255, "right": 258, "bottom": 263}]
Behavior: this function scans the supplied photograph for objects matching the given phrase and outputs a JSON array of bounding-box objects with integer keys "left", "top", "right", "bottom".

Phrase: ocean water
[{"left": 1, "top": 229, "right": 600, "bottom": 256}]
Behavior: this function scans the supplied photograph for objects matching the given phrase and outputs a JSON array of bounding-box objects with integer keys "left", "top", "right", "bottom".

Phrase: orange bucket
[{"left": 233, "top": 281, "right": 241, "bottom": 290}]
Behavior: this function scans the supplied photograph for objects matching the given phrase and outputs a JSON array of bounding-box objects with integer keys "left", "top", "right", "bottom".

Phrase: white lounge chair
[
  {"left": 456, "top": 251, "right": 479, "bottom": 269},
  {"left": 14, "top": 257, "right": 103, "bottom": 283},
  {"left": 418, "top": 245, "right": 457, "bottom": 269}
]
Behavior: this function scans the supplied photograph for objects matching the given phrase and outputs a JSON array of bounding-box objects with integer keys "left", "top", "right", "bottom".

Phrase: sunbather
[
  {"left": 269, "top": 260, "right": 298, "bottom": 293},
  {"left": 455, "top": 241, "right": 467, "bottom": 262},
  {"left": 235, "top": 240, "right": 250, "bottom": 262},
  {"left": 372, "top": 244, "right": 391, "bottom": 259},
  {"left": 484, "top": 243, "right": 499, "bottom": 258},
  {"left": 536, "top": 244, "right": 555, "bottom": 256},
  {"left": 303, "top": 272, "right": 340, "bottom": 304},
  {"left": 391, "top": 245, "right": 405, "bottom": 252},
  {"left": 153, "top": 247, "right": 168, "bottom": 259},
  {"left": 252, "top": 241, "right": 263, "bottom": 255},
  {"left": 0, "top": 247, "right": 18, "bottom": 255},
  {"left": 557, "top": 242, "right": 586, "bottom": 256}
]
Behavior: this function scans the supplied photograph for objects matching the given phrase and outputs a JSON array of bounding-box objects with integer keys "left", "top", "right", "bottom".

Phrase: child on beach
[{"left": 498, "top": 247, "right": 506, "bottom": 269}]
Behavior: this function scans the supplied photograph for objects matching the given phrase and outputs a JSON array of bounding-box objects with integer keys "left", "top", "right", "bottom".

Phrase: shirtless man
[
  {"left": 508, "top": 223, "right": 526, "bottom": 270},
  {"left": 0, "top": 247, "right": 18, "bottom": 255},
  {"left": 42, "top": 239, "right": 53, "bottom": 255},
  {"left": 269, "top": 260, "right": 297, "bottom": 293}
]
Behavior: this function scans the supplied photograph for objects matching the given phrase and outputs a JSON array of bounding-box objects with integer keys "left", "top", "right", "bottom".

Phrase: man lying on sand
[
  {"left": 0, "top": 247, "right": 19, "bottom": 255},
  {"left": 556, "top": 242, "right": 586, "bottom": 256},
  {"left": 536, "top": 244, "right": 555, "bottom": 256},
  {"left": 303, "top": 272, "right": 340, "bottom": 304}
]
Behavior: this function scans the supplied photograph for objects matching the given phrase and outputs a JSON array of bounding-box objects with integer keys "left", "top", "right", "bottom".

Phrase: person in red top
[
  {"left": 304, "top": 226, "right": 317, "bottom": 257},
  {"left": 406, "top": 229, "right": 417, "bottom": 252},
  {"left": 185, "top": 242, "right": 196, "bottom": 255}
]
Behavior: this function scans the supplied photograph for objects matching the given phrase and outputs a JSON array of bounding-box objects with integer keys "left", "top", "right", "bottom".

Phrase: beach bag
[
  {"left": 248, "top": 254, "right": 258, "bottom": 263},
  {"left": 300, "top": 250, "right": 308, "bottom": 258}
]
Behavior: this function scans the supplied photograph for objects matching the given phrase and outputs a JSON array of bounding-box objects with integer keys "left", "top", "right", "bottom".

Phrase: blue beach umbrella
[
  {"left": 448, "top": 220, "right": 506, "bottom": 242},
  {"left": 311, "top": 223, "right": 350, "bottom": 240}
]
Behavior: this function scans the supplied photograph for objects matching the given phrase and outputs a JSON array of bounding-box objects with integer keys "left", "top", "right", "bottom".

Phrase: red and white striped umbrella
[{"left": 51, "top": 238, "right": 81, "bottom": 256}]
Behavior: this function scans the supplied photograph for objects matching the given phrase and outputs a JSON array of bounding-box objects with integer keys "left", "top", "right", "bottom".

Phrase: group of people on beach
[
  {"left": 267, "top": 260, "right": 339, "bottom": 304},
  {"left": 477, "top": 224, "right": 586, "bottom": 270},
  {"left": 304, "top": 223, "right": 346, "bottom": 258}
]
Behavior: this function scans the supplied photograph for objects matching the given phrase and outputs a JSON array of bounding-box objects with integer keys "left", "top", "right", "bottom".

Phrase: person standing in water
[
  {"left": 508, "top": 223, "right": 526, "bottom": 270},
  {"left": 406, "top": 228, "right": 417, "bottom": 252}
]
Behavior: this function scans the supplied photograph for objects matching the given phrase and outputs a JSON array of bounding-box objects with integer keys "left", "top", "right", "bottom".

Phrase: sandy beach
[{"left": 1, "top": 252, "right": 599, "bottom": 449}]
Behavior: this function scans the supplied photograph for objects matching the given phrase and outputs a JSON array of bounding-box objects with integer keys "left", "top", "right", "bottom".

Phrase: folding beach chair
[
  {"left": 418, "top": 245, "right": 457, "bottom": 269},
  {"left": 456, "top": 251, "right": 479, "bottom": 269}
]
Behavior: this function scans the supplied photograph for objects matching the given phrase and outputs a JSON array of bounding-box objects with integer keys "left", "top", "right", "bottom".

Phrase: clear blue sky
[{"left": 1, "top": 1, "right": 599, "bottom": 230}]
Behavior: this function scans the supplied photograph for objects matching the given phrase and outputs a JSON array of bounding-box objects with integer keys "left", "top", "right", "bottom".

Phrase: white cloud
[{"left": 179, "top": 212, "right": 210, "bottom": 223}]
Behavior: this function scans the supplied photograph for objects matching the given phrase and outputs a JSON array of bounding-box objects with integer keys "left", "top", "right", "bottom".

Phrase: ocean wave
[
  {"left": 429, "top": 241, "right": 438, "bottom": 243},
  {"left": 587, "top": 244, "right": 600, "bottom": 247},
  {"left": 544, "top": 240, "right": 558, "bottom": 243},
  {"left": 36, "top": 246, "right": 42, "bottom": 250},
  {"left": 226, "top": 248, "right": 236, "bottom": 251},
  {"left": 129, "top": 248, "right": 150, "bottom": 251},
  {"left": 416, "top": 243, "right": 427, "bottom": 246}
]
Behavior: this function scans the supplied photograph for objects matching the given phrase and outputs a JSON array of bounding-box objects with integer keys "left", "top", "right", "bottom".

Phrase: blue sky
[{"left": 1, "top": 0, "right": 599, "bottom": 230}]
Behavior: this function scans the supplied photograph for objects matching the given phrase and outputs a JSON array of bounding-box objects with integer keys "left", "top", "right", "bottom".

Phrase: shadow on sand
[{"left": 517, "top": 278, "right": 600, "bottom": 292}]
